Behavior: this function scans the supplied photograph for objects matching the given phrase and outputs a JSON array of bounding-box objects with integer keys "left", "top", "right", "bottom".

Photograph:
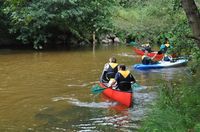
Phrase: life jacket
[
  {"left": 117, "top": 70, "right": 132, "bottom": 91},
  {"left": 165, "top": 41, "right": 170, "bottom": 47},
  {"left": 142, "top": 55, "right": 146, "bottom": 60},
  {"left": 142, "top": 55, "right": 151, "bottom": 65},
  {"left": 106, "top": 63, "right": 118, "bottom": 79},
  {"left": 163, "top": 54, "right": 171, "bottom": 61},
  {"left": 163, "top": 56, "right": 170, "bottom": 61},
  {"left": 161, "top": 42, "right": 170, "bottom": 53},
  {"left": 159, "top": 42, "right": 169, "bottom": 54},
  {"left": 160, "top": 46, "right": 168, "bottom": 54}
]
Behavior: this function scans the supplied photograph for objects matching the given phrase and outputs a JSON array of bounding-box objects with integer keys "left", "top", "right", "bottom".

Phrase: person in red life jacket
[
  {"left": 110, "top": 64, "right": 136, "bottom": 91},
  {"left": 100, "top": 57, "right": 118, "bottom": 83}
]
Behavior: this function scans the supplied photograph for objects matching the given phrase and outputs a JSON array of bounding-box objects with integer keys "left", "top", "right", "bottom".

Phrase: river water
[{"left": 0, "top": 46, "right": 188, "bottom": 131}]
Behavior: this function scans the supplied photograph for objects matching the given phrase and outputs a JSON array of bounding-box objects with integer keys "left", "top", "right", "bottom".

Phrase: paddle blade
[
  {"left": 131, "top": 83, "right": 140, "bottom": 89},
  {"left": 128, "top": 41, "right": 137, "bottom": 46},
  {"left": 91, "top": 84, "right": 105, "bottom": 94}
]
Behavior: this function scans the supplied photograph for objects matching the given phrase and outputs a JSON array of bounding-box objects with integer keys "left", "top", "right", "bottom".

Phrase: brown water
[{"left": 0, "top": 46, "right": 188, "bottom": 131}]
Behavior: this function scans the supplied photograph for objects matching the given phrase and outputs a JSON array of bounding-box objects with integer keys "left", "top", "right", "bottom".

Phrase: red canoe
[
  {"left": 99, "top": 83, "right": 133, "bottom": 107},
  {"left": 132, "top": 47, "right": 164, "bottom": 61}
]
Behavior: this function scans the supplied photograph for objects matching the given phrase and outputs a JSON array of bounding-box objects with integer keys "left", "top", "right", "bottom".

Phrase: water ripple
[
  {"left": 67, "top": 98, "right": 117, "bottom": 108},
  {"left": 52, "top": 97, "right": 117, "bottom": 108}
]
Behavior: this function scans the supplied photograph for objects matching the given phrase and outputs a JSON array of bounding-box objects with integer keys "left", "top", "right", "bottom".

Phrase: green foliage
[
  {"left": 194, "top": 123, "right": 200, "bottom": 131},
  {"left": 2, "top": 0, "right": 116, "bottom": 47},
  {"left": 141, "top": 73, "right": 200, "bottom": 131},
  {"left": 0, "top": 1, "right": 6, "bottom": 28},
  {"left": 141, "top": 108, "right": 189, "bottom": 132},
  {"left": 172, "top": 0, "right": 181, "bottom": 11},
  {"left": 113, "top": 0, "right": 200, "bottom": 72},
  {"left": 0, "top": 0, "right": 12, "bottom": 41},
  {"left": 115, "top": 0, "right": 178, "bottom": 29},
  {"left": 189, "top": 48, "right": 200, "bottom": 73},
  {"left": 118, "top": 0, "right": 149, "bottom": 7},
  {"left": 113, "top": 0, "right": 187, "bottom": 44}
]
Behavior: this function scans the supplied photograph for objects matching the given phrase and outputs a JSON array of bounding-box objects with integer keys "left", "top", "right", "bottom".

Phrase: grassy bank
[{"left": 140, "top": 70, "right": 200, "bottom": 131}]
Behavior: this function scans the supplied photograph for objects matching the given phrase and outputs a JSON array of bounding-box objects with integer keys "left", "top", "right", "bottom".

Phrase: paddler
[
  {"left": 158, "top": 38, "right": 172, "bottom": 54},
  {"left": 100, "top": 57, "right": 118, "bottom": 84},
  {"left": 141, "top": 50, "right": 158, "bottom": 65},
  {"left": 110, "top": 64, "right": 136, "bottom": 91}
]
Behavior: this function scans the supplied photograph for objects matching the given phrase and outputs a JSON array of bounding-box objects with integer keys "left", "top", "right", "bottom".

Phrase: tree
[
  {"left": 2, "top": 0, "right": 116, "bottom": 48},
  {"left": 181, "top": 0, "right": 200, "bottom": 48}
]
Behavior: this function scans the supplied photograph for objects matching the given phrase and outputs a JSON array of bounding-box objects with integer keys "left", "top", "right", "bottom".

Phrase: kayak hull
[
  {"left": 132, "top": 47, "right": 164, "bottom": 60},
  {"left": 99, "top": 83, "right": 133, "bottom": 107},
  {"left": 133, "top": 59, "right": 188, "bottom": 70}
]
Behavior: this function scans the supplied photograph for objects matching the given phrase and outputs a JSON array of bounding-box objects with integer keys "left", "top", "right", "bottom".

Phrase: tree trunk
[
  {"left": 92, "top": 32, "right": 96, "bottom": 54},
  {"left": 181, "top": 0, "right": 200, "bottom": 48}
]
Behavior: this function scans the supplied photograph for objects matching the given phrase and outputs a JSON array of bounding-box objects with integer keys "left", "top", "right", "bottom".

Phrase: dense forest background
[
  {"left": 0, "top": 0, "right": 199, "bottom": 50},
  {"left": 1, "top": 0, "right": 200, "bottom": 131}
]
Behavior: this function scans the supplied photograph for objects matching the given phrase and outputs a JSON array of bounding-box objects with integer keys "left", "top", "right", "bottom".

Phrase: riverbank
[{"left": 140, "top": 70, "right": 200, "bottom": 131}]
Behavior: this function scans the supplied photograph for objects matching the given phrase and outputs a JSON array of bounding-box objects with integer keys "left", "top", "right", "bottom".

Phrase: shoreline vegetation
[
  {"left": 140, "top": 71, "right": 200, "bottom": 132},
  {"left": 1, "top": 0, "right": 200, "bottom": 131}
]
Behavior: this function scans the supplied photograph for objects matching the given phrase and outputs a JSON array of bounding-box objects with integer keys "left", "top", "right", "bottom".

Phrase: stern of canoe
[
  {"left": 132, "top": 47, "right": 144, "bottom": 56},
  {"left": 100, "top": 84, "right": 133, "bottom": 107}
]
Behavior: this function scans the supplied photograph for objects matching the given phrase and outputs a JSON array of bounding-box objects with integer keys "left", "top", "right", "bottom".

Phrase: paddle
[
  {"left": 131, "top": 83, "right": 141, "bottom": 88},
  {"left": 91, "top": 84, "right": 106, "bottom": 94},
  {"left": 128, "top": 41, "right": 137, "bottom": 46},
  {"left": 91, "top": 83, "right": 141, "bottom": 94}
]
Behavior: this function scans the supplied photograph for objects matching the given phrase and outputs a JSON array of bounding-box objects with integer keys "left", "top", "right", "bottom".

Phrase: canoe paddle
[
  {"left": 127, "top": 42, "right": 137, "bottom": 46},
  {"left": 131, "top": 83, "right": 141, "bottom": 88},
  {"left": 91, "top": 83, "right": 141, "bottom": 94},
  {"left": 91, "top": 84, "right": 105, "bottom": 94}
]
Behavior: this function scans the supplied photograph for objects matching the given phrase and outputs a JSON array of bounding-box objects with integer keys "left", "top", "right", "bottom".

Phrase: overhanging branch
[{"left": 185, "top": 35, "right": 200, "bottom": 42}]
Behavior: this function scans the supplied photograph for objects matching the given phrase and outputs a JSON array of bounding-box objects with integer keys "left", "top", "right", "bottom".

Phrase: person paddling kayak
[
  {"left": 158, "top": 38, "right": 173, "bottom": 54},
  {"left": 142, "top": 50, "right": 158, "bottom": 65}
]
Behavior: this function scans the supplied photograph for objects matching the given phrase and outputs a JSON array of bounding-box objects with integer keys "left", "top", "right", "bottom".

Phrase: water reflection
[
  {"left": 49, "top": 83, "right": 156, "bottom": 131},
  {"left": 133, "top": 67, "right": 188, "bottom": 84},
  {"left": 0, "top": 46, "right": 189, "bottom": 131}
]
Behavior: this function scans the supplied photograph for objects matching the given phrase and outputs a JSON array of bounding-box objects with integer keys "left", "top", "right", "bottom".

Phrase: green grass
[{"left": 140, "top": 71, "right": 200, "bottom": 132}]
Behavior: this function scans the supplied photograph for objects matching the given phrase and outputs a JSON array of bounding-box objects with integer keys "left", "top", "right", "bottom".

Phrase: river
[{"left": 0, "top": 45, "right": 188, "bottom": 131}]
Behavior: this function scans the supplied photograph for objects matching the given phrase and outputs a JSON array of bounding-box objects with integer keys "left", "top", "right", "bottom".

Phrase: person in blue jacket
[
  {"left": 158, "top": 38, "right": 172, "bottom": 54},
  {"left": 110, "top": 64, "right": 136, "bottom": 91}
]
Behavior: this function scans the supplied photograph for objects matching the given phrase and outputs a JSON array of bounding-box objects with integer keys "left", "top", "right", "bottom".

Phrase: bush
[{"left": 140, "top": 71, "right": 200, "bottom": 131}]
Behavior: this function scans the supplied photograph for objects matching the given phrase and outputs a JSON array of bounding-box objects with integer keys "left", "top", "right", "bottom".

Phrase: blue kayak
[{"left": 133, "top": 59, "right": 188, "bottom": 70}]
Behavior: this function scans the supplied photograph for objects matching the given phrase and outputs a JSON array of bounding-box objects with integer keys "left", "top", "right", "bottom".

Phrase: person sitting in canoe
[
  {"left": 100, "top": 57, "right": 118, "bottom": 83},
  {"left": 142, "top": 50, "right": 158, "bottom": 65},
  {"left": 141, "top": 43, "right": 152, "bottom": 53},
  {"left": 162, "top": 53, "right": 173, "bottom": 62},
  {"left": 158, "top": 38, "right": 172, "bottom": 54},
  {"left": 110, "top": 64, "right": 136, "bottom": 91}
]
